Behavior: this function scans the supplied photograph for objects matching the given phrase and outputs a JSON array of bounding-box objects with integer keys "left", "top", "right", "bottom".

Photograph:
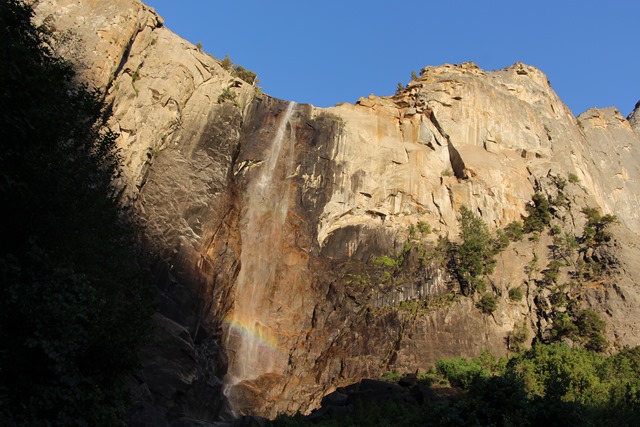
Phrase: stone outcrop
[
  {"left": 33, "top": 0, "right": 640, "bottom": 424},
  {"left": 577, "top": 107, "right": 640, "bottom": 226},
  {"left": 628, "top": 100, "right": 640, "bottom": 131}
]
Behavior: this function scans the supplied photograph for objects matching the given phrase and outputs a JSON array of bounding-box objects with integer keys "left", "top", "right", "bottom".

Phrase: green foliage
[
  {"left": 549, "top": 312, "right": 579, "bottom": 341},
  {"left": 431, "top": 235, "right": 452, "bottom": 268},
  {"left": 0, "top": 1, "right": 154, "bottom": 424},
  {"left": 508, "top": 286, "right": 525, "bottom": 301},
  {"left": 568, "top": 173, "right": 580, "bottom": 184},
  {"left": 507, "top": 321, "right": 530, "bottom": 352},
  {"left": 379, "top": 369, "right": 402, "bottom": 382},
  {"left": 397, "top": 299, "right": 422, "bottom": 313},
  {"left": 523, "top": 192, "right": 552, "bottom": 233},
  {"left": 397, "top": 293, "right": 458, "bottom": 313},
  {"left": 436, "top": 358, "right": 488, "bottom": 388},
  {"left": 407, "top": 223, "right": 417, "bottom": 240},
  {"left": 582, "top": 207, "right": 600, "bottom": 223},
  {"left": 493, "top": 229, "right": 510, "bottom": 253},
  {"left": 476, "top": 292, "right": 498, "bottom": 314},
  {"left": 416, "top": 220, "right": 431, "bottom": 234},
  {"left": 344, "top": 272, "right": 370, "bottom": 289},
  {"left": 582, "top": 207, "right": 617, "bottom": 245},
  {"left": 411, "top": 70, "right": 418, "bottom": 80},
  {"left": 541, "top": 259, "right": 564, "bottom": 285},
  {"left": 427, "top": 292, "right": 458, "bottom": 310},
  {"left": 217, "top": 54, "right": 259, "bottom": 85},
  {"left": 552, "top": 231, "right": 580, "bottom": 264},
  {"left": 504, "top": 220, "right": 524, "bottom": 241},
  {"left": 368, "top": 253, "right": 404, "bottom": 286},
  {"left": 575, "top": 308, "right": 608, "bottom": 352},
  {"left": 396, "top": 82, "right": 404, "bottom": 94},
  {"left": 196, "top": 41, "right": 202, "bottom": 51},
  {"left": 272, "top": 344, "right": 640, "bottom": 426},
  {"left": 457, "top": 207, "right": 491, "bottom": 270},
  {"left": 220, "top": 53, "right": 233, "bottom": 70},
  {"left": 406, "top": 221, "right": 430, "bottom": 241},
  {"left": 509, "top": 343, "right": 608, "bottom": 403},
  {"left": 233, "top": 64, "right": 258, "bottom": 85},
  {"left": 548, "top": 283, "right": 570, "bottom": 307},
  {"left": 372, "top": 255, "right": 401, "bottom": 269},
  {"left": 549, "top": 307, "right": 608, "bottom": 352},
  {"left": 217, "top": 86, "right": 236, "bottom": 103},
  {"left": 524, "top": 252, "right": 539, "bottom": 278},
  {"left": 455, "top": 206, "right": 500, "bottom": 295},
  {"left": 474, "top": 350, "right": 509, "bottom": 375}
]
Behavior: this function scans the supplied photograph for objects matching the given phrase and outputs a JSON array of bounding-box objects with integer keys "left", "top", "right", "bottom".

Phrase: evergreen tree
[
  {"left": 455, "top": 206, "right": 497, "bottom": 294},
  {"left": 523, "top": 192, "right": 552, "bottom": 233}
]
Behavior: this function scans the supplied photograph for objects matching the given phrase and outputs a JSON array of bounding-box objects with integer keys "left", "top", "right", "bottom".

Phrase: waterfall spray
[{"left": 223, "top": 102, "right": 297, "bottom": 415}]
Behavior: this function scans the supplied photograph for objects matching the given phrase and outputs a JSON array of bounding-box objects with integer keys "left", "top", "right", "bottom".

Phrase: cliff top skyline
[{"left": 146, "top": 0, "right": 639, "bottom": 117}]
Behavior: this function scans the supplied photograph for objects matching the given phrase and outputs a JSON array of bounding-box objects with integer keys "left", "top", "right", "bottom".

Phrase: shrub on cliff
[
  {"left": 508, "top": 286, "right": 525, "bottom": 301},
  {"left": 454, "top": 206, "right": 500, "bottom": 295},
  {"left": 549, "top": 307, "right": 608, "bottom": 352},
  {"left": 581, "top": 207, "right": 617, "bottom": 245},
  {"left": 233, "top": 64, "right": 258, "bottom": 85},
  {"left": 218, "top": 54, "right": 259, "bottom": 85},
  {"left": 0, "top": 1, "right": 154, "bottom": 425},
  {"left": 504, "top": 220, "right": 524, "bottom": 241},
  {"left": 476, "top": 292, "right": 498, "bottom": 314},
  {"left": 523, "top": 192, "right": 552, "bottom": 233}
]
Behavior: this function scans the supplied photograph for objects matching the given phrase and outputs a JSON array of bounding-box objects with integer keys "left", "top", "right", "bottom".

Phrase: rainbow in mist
[{"left": 223, "top": 314, "right": 280, "bottom": 352}]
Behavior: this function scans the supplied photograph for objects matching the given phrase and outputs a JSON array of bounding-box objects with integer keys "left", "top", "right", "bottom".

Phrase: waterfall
[{"left": 223, "top": 102, "right": 297, "bottom": 414}]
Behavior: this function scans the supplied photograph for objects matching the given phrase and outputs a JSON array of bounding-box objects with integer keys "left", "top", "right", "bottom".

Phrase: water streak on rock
[{"left": 223, "top": 102, "right": 297, "bottom": 413}]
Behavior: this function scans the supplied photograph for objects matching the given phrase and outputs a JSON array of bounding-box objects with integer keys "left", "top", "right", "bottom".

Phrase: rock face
[{"left": 34, "top": 0, "right": 640, "bottom": 424}]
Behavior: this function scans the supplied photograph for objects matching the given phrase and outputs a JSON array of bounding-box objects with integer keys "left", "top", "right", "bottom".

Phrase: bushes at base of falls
[
  {"left": 269, "top": 343, "right": 640, "bottom": 427},
  {"left": 0, "top": 1, "right": 154, "bottom": 425}
]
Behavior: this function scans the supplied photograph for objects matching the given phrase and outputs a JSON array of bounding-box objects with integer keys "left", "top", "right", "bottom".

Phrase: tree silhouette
[{"left": 0, "top": 1, "right": 154, "bottom": 424}]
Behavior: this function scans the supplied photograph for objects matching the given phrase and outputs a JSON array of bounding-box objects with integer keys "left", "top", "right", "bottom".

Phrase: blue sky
[{"left": 145, "top": 0, "right": 638, "bottom": 117}]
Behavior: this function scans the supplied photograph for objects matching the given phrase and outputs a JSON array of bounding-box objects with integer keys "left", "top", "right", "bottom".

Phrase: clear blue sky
[{"left": 145, "top": 0, "right": 638, "bottom": 117}]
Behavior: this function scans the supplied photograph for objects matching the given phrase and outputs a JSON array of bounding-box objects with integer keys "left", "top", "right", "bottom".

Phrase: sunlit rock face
[
  {"left": 34, "top": 0, "right": 640, "bottom": 422},
  {"left": 577, "top": 107, "right": 640, "bottom": 227}
]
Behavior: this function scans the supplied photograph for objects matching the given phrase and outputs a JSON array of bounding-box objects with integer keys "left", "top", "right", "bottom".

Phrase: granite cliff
[{"left": 33, "top": 0, "right": 640, "bottom": 424}]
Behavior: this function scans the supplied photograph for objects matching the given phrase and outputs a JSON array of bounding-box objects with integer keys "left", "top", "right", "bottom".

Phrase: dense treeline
[
  {"left": 0, "top": 1, "right": 154, "bottom": 425},
  {"left": 272, "top": 343, "right": 640, "bottom": 426}
]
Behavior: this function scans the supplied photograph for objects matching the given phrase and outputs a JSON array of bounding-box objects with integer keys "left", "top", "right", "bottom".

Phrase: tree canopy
[
  {"left": 454, "top": 206, "right": 500, "bottom": 295},
  {"left": 272, "top": 343, "right": 640, "bottom": 426}
]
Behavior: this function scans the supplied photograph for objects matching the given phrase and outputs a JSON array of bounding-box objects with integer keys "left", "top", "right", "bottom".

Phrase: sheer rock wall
[{"left": 34, "top": 0, "right": 640, "bottom": 422}]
